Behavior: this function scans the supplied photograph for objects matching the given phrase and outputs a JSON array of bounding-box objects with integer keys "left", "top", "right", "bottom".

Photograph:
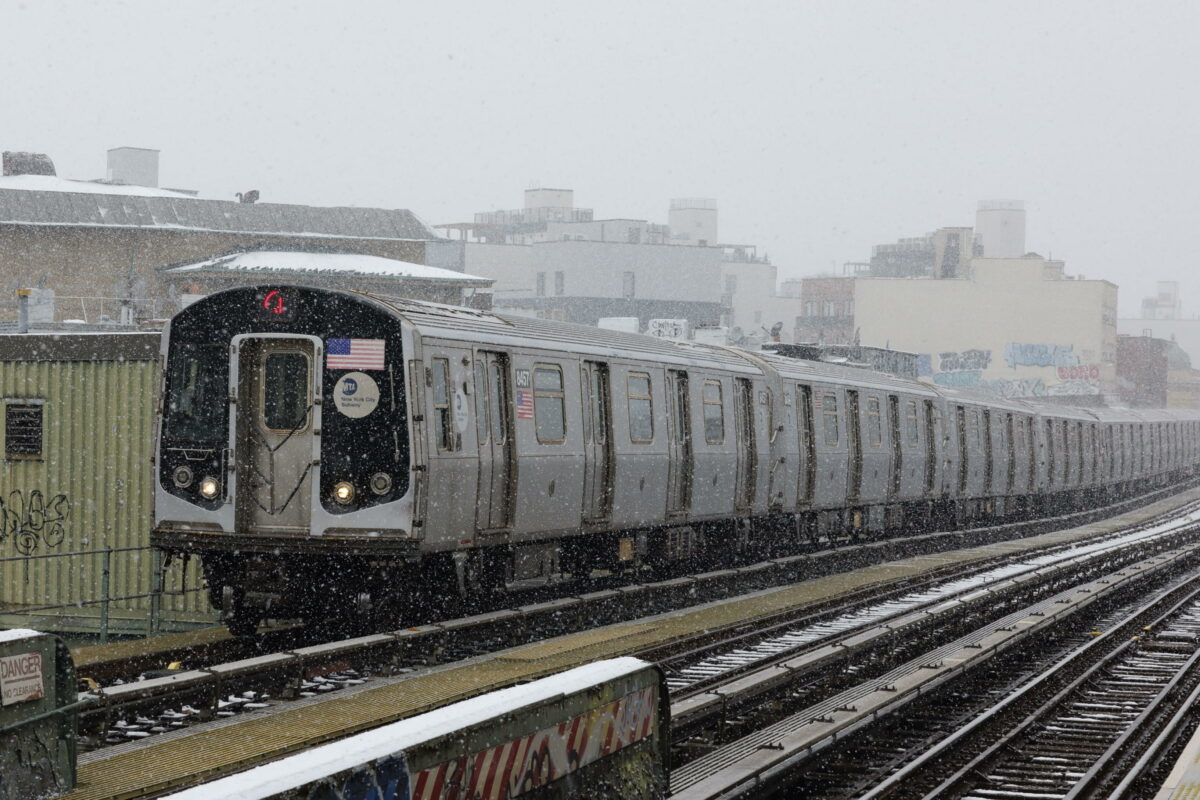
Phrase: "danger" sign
[{"left": 0, "top": 651, "right": 44, "bottom": 706}]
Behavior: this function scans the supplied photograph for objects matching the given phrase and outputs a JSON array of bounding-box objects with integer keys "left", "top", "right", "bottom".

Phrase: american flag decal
[
  {"left": 326, "top": 338, "right": 385, "bottom": 370},
  {"left": 515, "top": 390, "right": 534, "bottom": 420}
]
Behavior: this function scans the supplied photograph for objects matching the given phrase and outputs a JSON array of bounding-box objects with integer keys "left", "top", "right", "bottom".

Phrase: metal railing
[{"left": 0, "top": 546, "right": 209, "bottom": 643}]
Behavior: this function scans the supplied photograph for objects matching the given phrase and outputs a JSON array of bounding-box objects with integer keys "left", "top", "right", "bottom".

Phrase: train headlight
[
  {"left": 199, "top": 476, "right": 220, "bottom": 500},
  {"left": 172, "top": 465, "right": 194, "bottom": 489},
  {"left": 369, "top": 472, "right": 392, "bottom": 495},
  {"left": 333, "top": 480, "right": 356, "bottom": 505}
]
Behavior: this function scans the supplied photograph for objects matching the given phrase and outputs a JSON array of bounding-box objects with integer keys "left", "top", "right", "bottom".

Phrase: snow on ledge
[
  {"left": 0, "top": 628, "right": 42, "bottom": 644},
  {"left": 161, "top": 657, "right": 652, "bottom": 800},
  {"left": 162, "top": 250, "right": 490, "bottom": 283}
]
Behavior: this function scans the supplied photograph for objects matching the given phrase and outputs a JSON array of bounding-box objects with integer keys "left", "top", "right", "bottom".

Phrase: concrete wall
[
  {"left": 854, "top": 256, "right": 1118, "bottom": 399},
  {"left": 531, "top": 240, "right": 722, "bottom": 303},
  {"left": 463, "top": 242, "right": 535, "bottom": 295}
]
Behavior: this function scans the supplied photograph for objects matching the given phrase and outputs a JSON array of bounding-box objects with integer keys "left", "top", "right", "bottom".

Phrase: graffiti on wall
[
  {"left": 1004, "top": 343, "right": 1080, "bottom": 369},
  {"left": 1046, "top": 380, "right": 1101, "bottom": 396},
  {"left": 932, "top": 371, "right": 982, "bottom": 388},
  {"left": 980, "top": 377, "right": 1047, "bottom": 399},
  {"left": 938, "top": 349, "right": 992, "bottom": 372},
  {"left": 1057, "top": 364, "right": 1100, "bottom": 381},
  {"left": 0, "top": 490, "right": 71, "bottom": 555}
]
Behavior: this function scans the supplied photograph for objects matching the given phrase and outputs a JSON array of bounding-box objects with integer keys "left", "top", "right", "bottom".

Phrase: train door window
[
  {"left": 703, "top": 380, "right": 725, "bottom": 444},
  {"left": 888, "top": 395, "right": 902, "bottom": 495},
  {"left": 627, "top": 372, "right": 654, "bottom": 443},
  {"left": 431, "top": 358, "right": 454, "bottom": 451},
  {"left": 263, "top": 352, "right": 310, "bottom": 432},
  {"left": 474, "top": 360, "right": 489, "bottom": 445},
  {"left": 1005, "top": 413, "right": 1016, "bottom": 492},
  {"left": 923, "top": 400, "right": 937, "bottom": 494},
  {"left": 489, "top": 363, "right": 507, "bottom": 445},
  {"left": 4, "top": 401, "right": 43, "bottom": 458},
  {"left": 982, "top": 409, "right": 993, "bottom": 487},
  {"left": 866, "top": 396, "right": 882, "bottom": 446},
  {"left": 765, "top": 390, "right": 779, "bottom": 444},
  {"left": 1046, "top": 419, "right": 1055, "bottom": 483},
  {"left": 799, "top": 385, "right": 816, "bottom": 502},
  {"left": 955, "top": 406, "right": 968, "bottom": 493},
  {"left": 533, "top": 364, "right": 566, "bottom": 443},
  {"left": 822, "top": 392, "right": 839, "bottom": 446},
  {"left": 905, "top": 400, "right": 919, "bottom": 443}
]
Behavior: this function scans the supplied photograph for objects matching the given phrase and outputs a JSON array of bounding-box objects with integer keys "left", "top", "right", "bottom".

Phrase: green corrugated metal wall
[{"left": 0, "top": 355, "right": 215, "bottom": 633}]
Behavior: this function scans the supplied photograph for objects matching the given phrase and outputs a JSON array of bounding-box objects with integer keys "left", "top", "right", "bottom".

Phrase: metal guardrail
[{"left": 0, "top": 546, "right": 207, "bottom": 642}]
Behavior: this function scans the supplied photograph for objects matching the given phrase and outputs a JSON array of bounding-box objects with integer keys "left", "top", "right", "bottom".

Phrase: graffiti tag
[
  {"left": 981, "top": 377, "right": 1047, "bottom": 399},
  {"left": 932, "top": 371, "right": 983, "bottom": 388},
  {"left": 938, "top": 349, "right": 992, "bottom": 372},
  {"left": 0, "top": 490, "right": 71, "bottom": 556},
  {"left": 1004, "top": 343, "right": 1080, "bottom": 369},
  {"left": 1057, "top": 364, "right": 1100, "bottom": 381}
]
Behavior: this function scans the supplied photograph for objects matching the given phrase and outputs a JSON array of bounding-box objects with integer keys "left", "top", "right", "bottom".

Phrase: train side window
[
  {"left": 533, "top": 364, "right": 566, "bottom": 443},
  {"left": 702, "top": 380, "right": 724, "bottom": 444},
  {"left": 263, "top": 352, "right": 310, "bottom": 433},
  {"left": 905, "top": 400, "right": 919, "bottom": 443},
  {"left": 866, "top": 396, "right": 882, "bottom": 446},
  {"left": 822, "top": 393, "right": 839, "bottom": 446},
  {"left": 431, "top": 358, "right": 453, "bottom": 451},
  {"left": 627, "top": 372, "right": 654, "bottom": 443}
]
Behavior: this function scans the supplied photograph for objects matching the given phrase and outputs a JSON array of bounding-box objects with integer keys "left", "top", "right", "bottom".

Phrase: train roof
[{"left": 333, "top": 290, "right": 1200, "bottom": 422}]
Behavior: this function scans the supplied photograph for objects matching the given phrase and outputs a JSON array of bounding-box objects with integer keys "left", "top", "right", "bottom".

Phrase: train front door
[
  {"left": 474, "top": 351, "right": 514, "bottom": 532},
  {"left": 581, "top": 361, "right": 614, "bottom": 522},
  {"left": 666, "top": 369, "right": 693, "bottom": 516},
  {"left": 233, "top": 336, "right": 319, "bottom": 535}
]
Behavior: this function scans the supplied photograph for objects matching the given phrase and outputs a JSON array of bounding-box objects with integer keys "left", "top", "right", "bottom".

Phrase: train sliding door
[
  {"left": 581, "top": 361, "right": 614, "bottom": 522},
  {"left": 233, "top": 336, "right": 319, "bottom": 535},
  {"left": 797, "top": 385, "right": 815, "bottom": 505},
  {"left": 734, "top": 378, "right": 756, "bottom": 512},
  {"left": 846, "top": 390, "right": 862, "bottom": 503},
  {"left": 474, "top": 351, "right": 513, "bottom": 532},
  {"left": 665, "top": 370, "right": 693, "bottom": 516}
]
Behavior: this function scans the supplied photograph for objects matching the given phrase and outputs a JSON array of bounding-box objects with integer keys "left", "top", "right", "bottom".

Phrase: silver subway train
[{"left": 151, "top": 286, "right": 1200, "bottom": 633}]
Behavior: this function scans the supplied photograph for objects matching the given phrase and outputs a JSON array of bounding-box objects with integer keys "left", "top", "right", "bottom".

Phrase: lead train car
[{"left": 152, "top": 286, "right": 1200, "bottom": 632}]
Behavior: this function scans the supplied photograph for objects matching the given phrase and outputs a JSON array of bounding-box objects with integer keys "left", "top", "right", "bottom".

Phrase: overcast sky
[{"left": 5, "top": 1, "right": 1197, "bottom": 316}]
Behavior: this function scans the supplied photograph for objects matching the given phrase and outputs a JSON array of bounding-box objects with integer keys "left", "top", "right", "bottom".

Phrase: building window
[
  {"left": 627, "top": 372, "right": 654, "bottom": 443},
  {"left": 804, "top": 301, "right": 816, "bottom": 317},
  {"left": 822, "top": 393, "right": 839, "bottom": 446},
  {"left": 5, "top": 402, "right": 43, "bottom": 458},
  {"left": 823, "top": 300, "right": 835, "bottom": 317},
  {"left": 534, "top": 365, "right": 566, "bottom": 443},
  {"left": 703, "top": 380, "right": 724, "bottom": 444},
  {"left": 845, "top": 300, "right": 854, "bottom": 316},
  {"left": 554, "top": 271, "right": 564, "bottom": 296},
  {"left": 622, "top": 271, "right": 636, "bottom": 300},
  {"left": 431, "top": 358, "right": 454, "bottom": 452},
  {"left": 536, "top": 272, "right": 546, "bottom": 296}
]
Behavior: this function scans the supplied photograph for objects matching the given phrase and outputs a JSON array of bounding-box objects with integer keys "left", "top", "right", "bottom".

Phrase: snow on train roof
[{"left": 160, "top": 657, "right": 653, "bottom": 800}]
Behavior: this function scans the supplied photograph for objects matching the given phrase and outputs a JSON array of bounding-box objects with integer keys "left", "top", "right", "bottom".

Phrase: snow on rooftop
[
  {"left": 163, "top": 250, "right": 491, "bottom": 284},
  {"left": 161, "top": 657, "right": 651, "bottom": 800},
  {"left": 0, "top": 174, "right": 198, "bottom": 199}
]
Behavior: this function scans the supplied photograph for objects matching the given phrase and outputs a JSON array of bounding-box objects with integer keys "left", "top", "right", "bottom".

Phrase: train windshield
[{"left": 165, "top": 343, "right": 228, "bottom": 441}]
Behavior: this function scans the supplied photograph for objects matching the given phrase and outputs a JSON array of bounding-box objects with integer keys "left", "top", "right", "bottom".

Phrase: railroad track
[
  {"left": 659, "top": 499, "right": 1200, "bottom": 759},
  {"left": 667, "top": 533, "right": 1200, "bottom": 799},
  {"left": 78, "top": 494, "right": 1200, "bottom": 754},
  {"left": 872, "top": 582, "right": 1200, "bottom": 800}
]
